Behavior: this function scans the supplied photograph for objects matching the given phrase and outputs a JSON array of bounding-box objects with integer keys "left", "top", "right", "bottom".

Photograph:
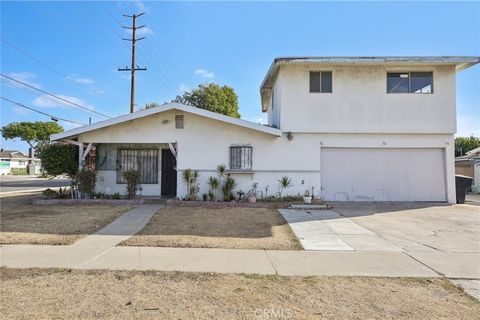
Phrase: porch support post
[
  {"left": 62, "top": 139, "right": 92, "bottom": 170},
  {"left": 168, "top": 142, "right": 177, "bottom": 160}
]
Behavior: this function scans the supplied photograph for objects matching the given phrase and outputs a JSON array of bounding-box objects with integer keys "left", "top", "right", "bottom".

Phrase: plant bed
[
  {"left": 33, "top": 198, "right": 144, "bottom": 205},
  {"left": 166, "top": 199, "right": 329, "bottom": 209},
  {"left": 167, "top": 199, "right": 298, "bottom": 209}
]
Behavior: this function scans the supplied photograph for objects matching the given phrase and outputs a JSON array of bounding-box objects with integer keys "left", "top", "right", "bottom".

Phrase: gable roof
[
  {"left": 260, "top": 56, "right": 480, "bottom": 111},
  {"left": 50, "top": 102, "right": 282, "bottom": 141}
]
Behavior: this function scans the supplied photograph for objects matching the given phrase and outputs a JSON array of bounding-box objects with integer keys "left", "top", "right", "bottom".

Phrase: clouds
[
  {"left": 194, "top": 68, "right": 215, "bottom": 79},
  {"left": 66, "top": 75, "right": 95, "bottom": 85},
  {"left": 6, "top": 72, "right": 41, "bottom": 88},
  {"left": 32, "top": 94, "right": 94, "bottom": 110},
  {"left": 245, "top": 114, "right": 267, "bottom": 124},
  {"left": 179, "top": 84, "right": 189, "bottom": 93}
]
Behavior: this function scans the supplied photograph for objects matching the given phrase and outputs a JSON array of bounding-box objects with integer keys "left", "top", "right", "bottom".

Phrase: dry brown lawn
[
  {"left": 0, "top": 194, "right": 132, "bottom": 245},
  {"left": 1, "top": 268, "right": 478, "bottom": 319},
  {"left": 122, "top": 206, "right": 301, "bottom": 250}
]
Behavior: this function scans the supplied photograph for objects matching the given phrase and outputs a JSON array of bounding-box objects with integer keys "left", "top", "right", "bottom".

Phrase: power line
[
  {"left": 1, "top": 97, "right": 87, "bottom": 125},
  {"left": 0, "top": 73, "right": 112, "bottom": 118},
  {"left": 0, "top": 38, "right": 118, "bottom": 101}
]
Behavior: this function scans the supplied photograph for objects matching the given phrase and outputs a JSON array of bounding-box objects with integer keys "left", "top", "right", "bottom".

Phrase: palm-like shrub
[
  {"left": 207, "top": 176, "right": 220, "bottom": 201},
  {"left": 277, "top": 176, "right": 293, "bottom": 197},
  {"left": 222, "top": 176, "right": 237, "bottom": 201},
  {"left": 182, "top": 169, "right": 200, "bottom": 200},
  {"left": 123, "top": 170, "right": 140, "bottom": 199}
]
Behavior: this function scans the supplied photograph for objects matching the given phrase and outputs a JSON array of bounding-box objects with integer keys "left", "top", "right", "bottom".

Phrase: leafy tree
[
  {"left": 455, "top": 135, "right": 480, "bottom": 157},
  {"left": 173, "top": 83, "right": 240, "bottom": 118},
  {"left": 1, "top": 121, "right": 63, "bottom": 153},
  {"left": 38, "top": 143, "right": 78, "bottom": 178}
]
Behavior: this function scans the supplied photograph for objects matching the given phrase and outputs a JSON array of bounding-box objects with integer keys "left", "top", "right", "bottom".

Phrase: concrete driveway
[{"left": 280, "top": 202, "right": 480, "bottom": 298}]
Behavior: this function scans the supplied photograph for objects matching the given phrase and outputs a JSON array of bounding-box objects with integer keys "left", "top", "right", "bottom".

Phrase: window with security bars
[
  {"left": 229, "top": 146, "right": 252, "bottom": 170},
  {"left": 117, "top": 149, "right": 159, "bottom": 184}
]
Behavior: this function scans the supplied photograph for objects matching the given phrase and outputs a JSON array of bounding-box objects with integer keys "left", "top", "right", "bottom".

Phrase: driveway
[
  {"left": 0, "top": 175, "right": 70, "bottom": 194},
  {"left": 279, "top": 202, "right": 480, "bottom": 299}
]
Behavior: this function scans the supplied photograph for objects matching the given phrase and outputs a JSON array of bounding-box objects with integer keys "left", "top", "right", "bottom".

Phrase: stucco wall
[
  {"left": 79, "top": 110, "right": 455, "bottom": 203},
  {"left": 272, "top": 64, "right": 456, "bottom": 134}
]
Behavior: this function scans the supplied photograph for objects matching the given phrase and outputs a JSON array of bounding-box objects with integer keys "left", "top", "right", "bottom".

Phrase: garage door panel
[{"left": 321, "top": 148, "right": 446, "bottom": 202}]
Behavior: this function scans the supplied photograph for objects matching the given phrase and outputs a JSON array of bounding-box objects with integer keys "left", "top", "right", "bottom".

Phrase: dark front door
[{"left": 161, "top": 149, "right": 177, "bottom": 196}]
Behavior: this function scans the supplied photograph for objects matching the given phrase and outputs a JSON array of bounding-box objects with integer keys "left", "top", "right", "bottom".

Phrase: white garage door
[{"left": 321, "top": 148, "right": 446, "bottom": 202}]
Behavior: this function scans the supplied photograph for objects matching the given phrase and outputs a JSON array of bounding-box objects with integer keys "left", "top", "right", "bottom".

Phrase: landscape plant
[
  {"left": 123, "top": 170, "right": 140, "bottom": 199},
  {"left": 207, "top": 176, "right": 220, "bottom": 201},
  {"left": 38, "top": 143, "right": 79, "bottom": 178},
  {"left": 277, "top": 176, "right": 293, "bottom": 197},
  {"left": 77, "top": 169, "right": 97, "bottom": 198},
  {"left": 222, "top": 176, "right": 237, "bottom": 201},
  {"left": 182, "top": 169, "right": 200, "bottom": 200}
]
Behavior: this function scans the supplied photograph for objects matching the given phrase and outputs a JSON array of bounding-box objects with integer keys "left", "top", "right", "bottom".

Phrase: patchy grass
[
  {"left": 121, "top": 207, "right": 301, "bottom": 250},
  {"left": 0, "top": 194, "right": 132, "bottom": 245},
  {"left": 1, "top": 268, "right": 478, "bottom": 319}
]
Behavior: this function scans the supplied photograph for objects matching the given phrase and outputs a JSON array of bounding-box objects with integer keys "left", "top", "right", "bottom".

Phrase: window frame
[
  {"left": 116, "top": 148, "right": 159, "bottom": 184},
  {"left": 386, "top": 71, "right": 434, "bottom": 94},
  {"left": 309, "top": 71, "right": 333, "bottom": 94},
  {"left": 229, "top": 146, "right": 253, "bottom": 171}
]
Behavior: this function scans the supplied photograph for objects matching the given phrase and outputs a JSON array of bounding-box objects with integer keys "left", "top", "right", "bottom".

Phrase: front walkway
[{"left": 1, "top": 203, "right": 479, "bottom": 299}]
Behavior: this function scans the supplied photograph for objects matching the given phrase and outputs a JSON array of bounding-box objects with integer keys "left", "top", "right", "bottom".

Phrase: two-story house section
[
  {"left": 261, "top": 57, "right": 479, "bottom": 203},
  {"left": 52, "top": 56, "right": 479, "bottom": 203}
]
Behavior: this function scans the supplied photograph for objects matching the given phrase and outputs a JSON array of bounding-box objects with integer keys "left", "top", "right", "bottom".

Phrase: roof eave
[{"left": 50, "top": 103, "right": 282, "bottom": 141}]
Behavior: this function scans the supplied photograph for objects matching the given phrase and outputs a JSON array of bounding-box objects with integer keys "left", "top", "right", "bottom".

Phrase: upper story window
[
  {"left": 387, "top": 72, "right": 433, "bottom": 94},
  {"left": 310, "top": 71, "right": 332, "bottom": 93},
  {"left": 229, "top": 146, "right": 252, "bottom": 170}
]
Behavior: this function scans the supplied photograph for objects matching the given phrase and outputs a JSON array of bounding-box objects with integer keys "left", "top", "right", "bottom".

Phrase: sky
[{"left": 1, "top": 0, "right": 479, "bottom": 153}]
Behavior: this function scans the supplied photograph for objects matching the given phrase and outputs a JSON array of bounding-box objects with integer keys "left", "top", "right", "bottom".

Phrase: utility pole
[{"left": 118, "top": 12, "right": 147, "bottom": 113}]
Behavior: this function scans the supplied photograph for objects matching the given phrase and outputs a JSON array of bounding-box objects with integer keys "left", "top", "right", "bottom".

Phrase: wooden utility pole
[{"left": 118, "top": 12, "right": 147, "bottom": 113}]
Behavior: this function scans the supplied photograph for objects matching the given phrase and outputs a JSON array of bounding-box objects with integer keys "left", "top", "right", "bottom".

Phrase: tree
[
  {"left": 1, "top": 121, "right": 63, "bottom": 153},
  {"left": 173, "top": 83, "right": 240, "bottom": 118},
  {"left": 455, "top": 135, "right": 480, "bottom": 157},
  {"left": 38, "top": 143, "right": 78, "bottom": 178}
]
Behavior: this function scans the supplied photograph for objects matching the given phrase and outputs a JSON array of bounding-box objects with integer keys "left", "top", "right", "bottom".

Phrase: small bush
[
  {"left": 123, "top": 170, "right": 140, "bottom": 199},
  {"left": 11, "top": 168, "right": 28, "bottom": 175},
  {"left": 43, "top": 188, "right": 58, "bottom": 198},
  {"left": 222, "top": 176, "right": 237, "bottom": 201},
  {"left": 111, "top": 192, "right": 121, "bottom": 200},
  {"left": 77, "top": 169, "right": 97, "bottom": 198},
  {"left": 38, "top": 143, "right": 78, "bottom": 178}
]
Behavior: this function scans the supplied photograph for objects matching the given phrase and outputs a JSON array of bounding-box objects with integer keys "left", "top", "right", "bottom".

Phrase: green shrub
[
  {"left": 222, "top": 176, "right": 237, "bottom": 201},
  {"left": 11, "top": 168, "right": 28, "bottom": 175},
  {"left": 182, "top": 169, "right": 200, "bottom": 200},
  {"left": 38, "top": 143, "right": 78, "bottom": 178},
  {"left": 77, "top": 169, "right": 97, "bottom": 198},
  {"left": 123, "top": 170, "right": 140, "bottom": 199},
  {"left": 111, "top": 192, "right": 121, "bottom": 200}
]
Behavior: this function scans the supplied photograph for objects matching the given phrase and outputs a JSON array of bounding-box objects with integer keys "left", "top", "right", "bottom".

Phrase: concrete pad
[
  {"left": 409, "top": 252, "right": 480, "bottom": 279},
  {"left": 266, "top": 251, "right": 439, "bottom": 277},
  {"left": 450, "top": 279, "right": 480, "bottom": 301},
  {"left": 288, "top": 220, "right": 333, "bottom": 235},
  {"left": 381, "top": 235, "right": 439, "bottom": 253},
  {"left": 82, "top": 247, "right": 276, "bottom": 275},
  {"left": 1, "top": 245, "right": 85, "bottom": 268},
  {"left": 300, "top": 234, "right": 354, "bottom": 251},
  {"left": 325, "top": 220, "right": 375, "bottom": 235},
  {"left": 339, "top": 235, "right": 403, "bottom": 252}
]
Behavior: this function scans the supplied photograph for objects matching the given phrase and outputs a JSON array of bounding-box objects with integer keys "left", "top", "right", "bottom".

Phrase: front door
[{"left": 161, "top": 149, "right": 177, "bottom": 196}]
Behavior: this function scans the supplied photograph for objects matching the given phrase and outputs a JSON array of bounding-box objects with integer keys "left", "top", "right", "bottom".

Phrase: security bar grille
[
  {"left": 229, "top": 146, "right": 253, "bottom": 170},
  {"left": 117, "top": 149, "right": 159, "bottom": 184}
]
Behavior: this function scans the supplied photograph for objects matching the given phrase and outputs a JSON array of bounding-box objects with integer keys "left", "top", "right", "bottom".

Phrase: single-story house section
[
  {"left": 0, "top": 149, "right": 41, "bottom": 175},
  {"left": 51, "top": 56, "right": 480, "bottom": 203}
]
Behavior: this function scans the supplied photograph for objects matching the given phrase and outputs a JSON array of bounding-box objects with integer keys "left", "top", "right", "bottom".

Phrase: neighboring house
[
  {"left": 455, "top": 146, "right": 480, "bottom": 193},
  {"left": 51, "top": 56, "right": 480, "bottom": 203},
  {"left": 0, "top": 149, "right": 41, "bottom": 175}
]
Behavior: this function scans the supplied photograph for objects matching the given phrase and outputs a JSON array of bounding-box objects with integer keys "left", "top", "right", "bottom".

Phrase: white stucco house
[{"left": 51, "top": 56, "right": 480, "bottom": 203}]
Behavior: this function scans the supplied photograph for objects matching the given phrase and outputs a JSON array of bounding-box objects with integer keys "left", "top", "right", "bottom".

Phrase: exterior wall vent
[{"left": 175, "top": 115, "right": 184, "bottom": 129}]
